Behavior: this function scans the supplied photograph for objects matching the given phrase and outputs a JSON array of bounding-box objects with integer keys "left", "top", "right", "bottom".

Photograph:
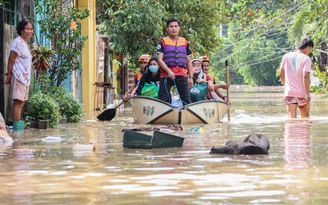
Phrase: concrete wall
[
  {"left": 0, "top": 0, "right": 35, "bottom": 122},
  {"left": 2, "top": 24, "right": 18, "bottom": 121}
]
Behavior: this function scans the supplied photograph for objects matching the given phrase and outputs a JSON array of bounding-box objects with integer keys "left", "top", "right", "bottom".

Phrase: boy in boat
[
  {"left": 190, "top": 58, "right": 215, "bottom": 102},
  {"left": 200, "top": 56, "right": 229, "bottom": 102},
  {"left": 157, "top": 17, "right": 193, "bottom": 105}
]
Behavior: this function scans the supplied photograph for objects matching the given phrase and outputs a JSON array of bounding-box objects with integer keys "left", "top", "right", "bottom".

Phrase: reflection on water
[
  {"left": 283, "top": 121, "right": 312, "bottom": 170},
  {"left": 0, "top": 86, "right": 328, "bottom": 204},
  {"left": 283, "top": 120, "right": 314, "bottom": 203}
]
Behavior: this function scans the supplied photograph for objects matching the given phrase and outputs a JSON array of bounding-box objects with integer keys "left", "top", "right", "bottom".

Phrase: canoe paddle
[{"left": 97, "top": 100, "right": 125, "bottom": 121}]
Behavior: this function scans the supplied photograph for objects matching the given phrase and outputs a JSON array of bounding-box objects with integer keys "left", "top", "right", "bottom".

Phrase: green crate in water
[
  {"left": 151, "top": 130, "right": 184, "bottom": 148},
  {"left": 123, "top": 130, "right": 152, "bottom": 149},
  {"left": 122, "top": 130, "right": 185, "bottom": 149}
]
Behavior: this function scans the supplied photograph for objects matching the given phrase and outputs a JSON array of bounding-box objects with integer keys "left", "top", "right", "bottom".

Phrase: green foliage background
[
  {"left": 97, "top": 0, "right": 328, "bottom": 86},
  {"left": 96, "top": 0, "right": 221, "bottom": 66}
]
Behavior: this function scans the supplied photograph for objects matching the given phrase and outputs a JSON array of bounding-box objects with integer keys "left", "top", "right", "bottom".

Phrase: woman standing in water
[{"left": 3, "top": 19, "right": 34, "bottom": 129}]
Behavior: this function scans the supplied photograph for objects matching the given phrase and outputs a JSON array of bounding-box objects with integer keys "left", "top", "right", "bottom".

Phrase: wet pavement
[{"left": 1, "top": 85, "right": 328, "bottom": 204}]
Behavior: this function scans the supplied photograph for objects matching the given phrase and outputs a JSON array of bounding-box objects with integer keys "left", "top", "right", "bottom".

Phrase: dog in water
[
  {"left": 0, "top": 113, "right": 13, "bottom": 146},
  {"left": 210, "top": 134, "right": 270, "bottom": 155}
]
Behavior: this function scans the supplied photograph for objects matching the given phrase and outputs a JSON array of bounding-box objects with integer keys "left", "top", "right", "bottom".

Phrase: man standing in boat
[
  {"left": 123, "top": 54, "right": 151, "bottom": 102},
  {"left": 156, "top": 17, "right": 193, "bottom": 104},
  {"left": 279, "top": 37, "right": 313, "bottom": 118}
]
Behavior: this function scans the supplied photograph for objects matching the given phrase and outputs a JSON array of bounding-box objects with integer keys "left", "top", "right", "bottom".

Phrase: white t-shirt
[
  {"left": 280, "top": 51, "right": 311, "bottom": 98},
  {"left": 11, "top": 36, "right": 32, "bottom": 86}
]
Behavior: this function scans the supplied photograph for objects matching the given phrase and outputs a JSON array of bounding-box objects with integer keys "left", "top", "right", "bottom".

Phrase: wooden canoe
[{"left": 129, "top": 96, "right": 229, "bottom": 124}]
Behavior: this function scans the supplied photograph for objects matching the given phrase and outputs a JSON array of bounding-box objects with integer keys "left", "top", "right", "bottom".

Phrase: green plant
[
  {"left": 314, "top": 64, "right": 328, "bottom": 87},
  {"left": 28, "top": 82, "right": 84, "bottom": 123},
  {"left": 23, "top": 92, "right": 61, "bottom": 128},
  {"left": 33, "top": 0, "right": 90, "bottom": 87},
  {"left": 310, "top": 64, "right": 328, "bottom": 95},
  {"left": 31, "top": 45, "right": 55, "bottom": 79},
  {"left": 116, "top": 87, "right": 122, "bottom": 94},
  {"left": 52, "top": 89, "right": 84, "bottom": 123}
]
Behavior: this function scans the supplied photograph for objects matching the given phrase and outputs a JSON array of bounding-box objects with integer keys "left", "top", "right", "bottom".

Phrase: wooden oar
[
  {"left": 97, "top": 100, "right": 125, "bottom": 121},
  {"left": 225, "top": 59, "right": 230, "bottom": 121}
]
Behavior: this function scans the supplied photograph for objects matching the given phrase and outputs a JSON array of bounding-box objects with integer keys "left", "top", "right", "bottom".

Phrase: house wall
[
  {"left": 77, "top": 0, "right": 97, "bottom": 116},
  {"left": 0, "top": 9, "right": 5, "bottom": 118},
  {"left": 112, "top": 53, "right": 124, "bottom": 98},
  {"left": 17, "top": 0, "right": 34, "bottom": 19},
  {"left": 2, "top": 25, "right": 18, "bottom": 121}
]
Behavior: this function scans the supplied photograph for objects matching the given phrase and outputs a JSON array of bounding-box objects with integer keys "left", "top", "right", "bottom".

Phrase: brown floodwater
[{"left": 1, "top": 85, "right": 328, "bottom": 204}]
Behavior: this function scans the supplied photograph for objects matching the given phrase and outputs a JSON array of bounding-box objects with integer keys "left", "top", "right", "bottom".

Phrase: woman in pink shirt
[
  {"left": 280, "top": 38, "right": 314, "bottom": 118},
  {"left": 3, "top": 19, "right": 34, "bottom": 124}
]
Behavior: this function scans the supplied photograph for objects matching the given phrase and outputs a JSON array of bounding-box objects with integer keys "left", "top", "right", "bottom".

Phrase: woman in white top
[{"left": 3, "top": 19, "right": 34, "bottom": 122}]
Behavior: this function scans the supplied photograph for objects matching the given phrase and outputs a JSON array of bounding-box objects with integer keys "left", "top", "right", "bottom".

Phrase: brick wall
[{"left": 128, "top": 69, "right": 135, "bottom": 90}]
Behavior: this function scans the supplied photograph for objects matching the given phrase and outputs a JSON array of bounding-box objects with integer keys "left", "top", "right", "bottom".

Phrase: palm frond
[{"left": 288, "top": 10, "right": 311, "bottom": 42}]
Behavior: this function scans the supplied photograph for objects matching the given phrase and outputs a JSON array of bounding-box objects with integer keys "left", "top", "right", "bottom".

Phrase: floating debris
[
  {"left": 210, "top": 134, "right": 270, "bottom": 155},
  {"left": 42, "top": 136, "right": 62, "bottom": 143},
  {"left": 73, "top": 144, "right": 96, "bottom": 151}
]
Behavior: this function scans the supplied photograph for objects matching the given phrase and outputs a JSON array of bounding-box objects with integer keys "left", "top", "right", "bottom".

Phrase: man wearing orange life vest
[
  {"left": 201, "top": 56, "right": 229, "bottom": 101},
  {"left": 123, "top": 54, "right": 150, "bottom": 102},
  {"left": 157, "top": 17, "right": 193, "bottom": 104}
]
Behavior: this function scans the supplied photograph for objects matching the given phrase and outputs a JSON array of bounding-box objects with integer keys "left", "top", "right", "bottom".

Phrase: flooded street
[{"left": 1, "top": 85, "right": 328, "bottom": 204}]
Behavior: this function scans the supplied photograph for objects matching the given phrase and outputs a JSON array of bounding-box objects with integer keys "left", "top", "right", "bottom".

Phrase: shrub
[
  {"left": 55, "top": 91, "right": 84, "bottom": 123},
  {"left": 23, "top": 92, "right": 61, "bottom": 128},
  {"left": 27, "top": 78, "right": 84, "bottom": 123}
]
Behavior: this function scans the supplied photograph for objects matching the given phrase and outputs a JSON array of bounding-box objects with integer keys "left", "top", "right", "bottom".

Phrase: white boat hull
[{"left": 130, "top": 96, "right": 229, "bottom": 124}]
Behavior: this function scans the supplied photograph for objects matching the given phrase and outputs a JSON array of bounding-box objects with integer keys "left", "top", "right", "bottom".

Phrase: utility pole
[{"left": 321, "top": 42, "right": 327, "bottom": 69}]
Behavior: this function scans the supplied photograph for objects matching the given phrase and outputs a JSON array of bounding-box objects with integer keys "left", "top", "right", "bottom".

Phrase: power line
[
  {"left": 228, "top": 4, "right": 300, "bottom": 36},
  {"left": 236, "top": 55, "right": 283, "bottom": 67}
]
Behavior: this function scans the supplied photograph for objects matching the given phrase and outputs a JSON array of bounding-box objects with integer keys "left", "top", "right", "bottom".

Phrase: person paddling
[
  {"left": 135, "top": 57, "right": 161, "bottom": 97},
  {"left": 123, "top": 54, "right": 151, "bottom": 102}
]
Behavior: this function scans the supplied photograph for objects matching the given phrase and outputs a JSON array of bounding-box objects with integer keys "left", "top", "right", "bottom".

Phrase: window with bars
[{"left": 2, "top": 0, "right": 17, "bottom": 25}]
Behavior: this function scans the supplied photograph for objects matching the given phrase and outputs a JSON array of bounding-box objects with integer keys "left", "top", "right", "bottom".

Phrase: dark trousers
[{"left": 158, "top": 76, "right": 192, "bottom": 105}]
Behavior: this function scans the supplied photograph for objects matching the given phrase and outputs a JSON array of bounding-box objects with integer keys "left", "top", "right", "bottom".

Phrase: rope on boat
[{"left": 164, "top": 77, "right": 188, "bottom": 107}]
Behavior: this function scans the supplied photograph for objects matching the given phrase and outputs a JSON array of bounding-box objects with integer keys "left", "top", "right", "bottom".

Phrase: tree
[
  {"left": 288, "top": 0, "right": 328, "bottom": 44},
  {"left": 34, "top": 0, "right": 90, "bottom": 87},
  {"left": 97, "top": 0, "right": 167, "bottom": 65},
  {"left": 163, "top": 0, "right": 222, "bottom": 57},
  {"left": 208, "top": 0, "right": 300, "bottom": 85},
  {"left": 96, "top": 0, "right": 223, "bottom": 67}
]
